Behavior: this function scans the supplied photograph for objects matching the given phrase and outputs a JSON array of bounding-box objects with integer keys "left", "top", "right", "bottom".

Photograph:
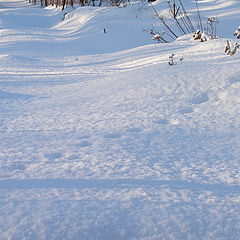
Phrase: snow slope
[{"left": 0, "top": 0, "right": 240, "bottom": 239}]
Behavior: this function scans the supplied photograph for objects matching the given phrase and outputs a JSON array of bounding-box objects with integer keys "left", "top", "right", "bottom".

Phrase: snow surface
[{"left": 0, "top": 0, "right": 240, "bottom": 239}]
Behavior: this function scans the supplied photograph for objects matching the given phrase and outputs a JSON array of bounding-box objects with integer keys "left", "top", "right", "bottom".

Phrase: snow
[{"left": 0, "top": 0, "right": 240, "bottom": 239}]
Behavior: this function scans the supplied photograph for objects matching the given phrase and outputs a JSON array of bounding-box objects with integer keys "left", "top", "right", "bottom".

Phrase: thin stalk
[
  {"left": 150, "top": 2, "right": 178, "bottom": 39},
  {"left": 168, "top": 1, "right": 186, "bottom": 35},
  {"left": 195, "top": 0, "right": 203, "bottom": 31},
  {"left": 178, "top": 0, "right": 195, "bottom": 32},
  {"left": 178, "top": 10, "right": 192, "bottom": 33}
]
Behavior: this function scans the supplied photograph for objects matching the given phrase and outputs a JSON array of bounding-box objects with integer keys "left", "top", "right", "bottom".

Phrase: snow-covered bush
[
  {"left": 205, "top": 17, "right": 219, "bottom": 39},
  {"left": 225, "top": 40, "right": 240, "bottom": 56},
  {"left": 168, "top": 53, "right": 183, "bottom": 66},
  {"left": 152, "top": 34, "right": 161, "bottom": 42},
  {"left": 149, "top": 0, "right": 208, "bottom": 43},
  {"left": 143, "top": 29, "right": 169, "bottom": 43},
  {"left": 234, "top": 26, "right": 240, "bottom": 39},
  {"left": 193, "top": 30, "right": 209, "bottom": 42}
]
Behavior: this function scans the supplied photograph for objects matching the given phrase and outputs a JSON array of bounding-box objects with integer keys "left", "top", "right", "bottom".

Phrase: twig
[{"left": 167, "top": 1, "right": 186, "bottom": 35}]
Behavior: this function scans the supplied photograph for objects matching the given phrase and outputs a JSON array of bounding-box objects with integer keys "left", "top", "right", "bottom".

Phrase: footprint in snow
[
  {"left": 127, "top": 127, "right": 142, "bottom": 133},
  {"left": 154, "top": 119, "right": 169, "bottom": 125},
  {"left": 77, "top": 135, "right": 91, "bottom": 140},
  {"left": 180, "top": 106, "right": 194, "bottom": 114},
  {"left": 104, "top": 133, "right": 121, "bottom": 139},
  {"left": 190, "top": 92, "right": 209, "bottom": 105},
  {"left": 67, "top": 154, "right": 80, "bottom": 160},
  {"left": 75, "top": 141, "right": 92, "bottom": 148},
  {"left": 45, "top": 152, "right": 63, "bottom": 160}
]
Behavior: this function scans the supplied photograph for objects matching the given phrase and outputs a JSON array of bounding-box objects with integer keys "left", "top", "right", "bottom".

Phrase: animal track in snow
[
  {"left": 77, "top": 134, "right": 91, "bottom": 140},
  {"left": 67, "top": 154, "right": 80, "bottom": 160},
  {"left": 190, "top": 92, "right": 209, "bottom": 105},
  {"left": 44, "top": 152, "right": 63, "bottom": 160},
  {"left": 104, "top": 133, "right": 121, "bottom": 139},
  {"left": 127, "top": 127, "right": 142, "bottom": 133},
  {"left": 154, "top": 119, "right": 169, "bottom": 125},
  {"left": 75, "top": 141, "right": 92, "bottom": 148},
  {"left": 180, "top": 106, "right": 194, "bottom": 114}
]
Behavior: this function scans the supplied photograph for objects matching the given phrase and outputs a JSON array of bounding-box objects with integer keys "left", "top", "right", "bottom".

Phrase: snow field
[{"left": 0, "top": 0, "right": 240, "bottom": 239}]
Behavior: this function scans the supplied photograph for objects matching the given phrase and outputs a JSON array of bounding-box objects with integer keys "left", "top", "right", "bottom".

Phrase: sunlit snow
[{"left": 0, "top": 0, "right": 240, "bottom": 239}]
